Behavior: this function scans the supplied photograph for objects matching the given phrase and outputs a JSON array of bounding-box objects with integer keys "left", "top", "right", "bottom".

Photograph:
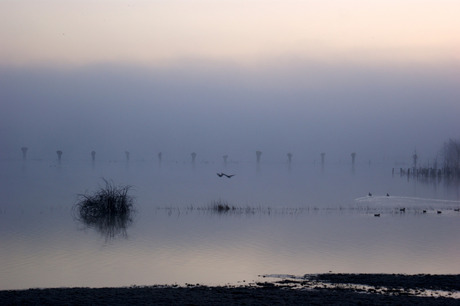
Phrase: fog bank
[{"left": 1, "top": 60, "right": 459, "bottom": 164}]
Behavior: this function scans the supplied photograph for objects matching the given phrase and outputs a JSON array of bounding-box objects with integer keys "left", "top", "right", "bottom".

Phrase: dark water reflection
[
  {"left": 1, "top": 160, "right": 460, "bottom": 290},
  {"left": 74, "top": 210, "right": 134, "bottom": 242}
]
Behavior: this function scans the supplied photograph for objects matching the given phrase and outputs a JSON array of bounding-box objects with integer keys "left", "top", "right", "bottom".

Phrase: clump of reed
[
  {"left": 210, "top": 199, "right": 235, "bottom": 213},
  {"left": 75, "top": 179, "right": 134, "bottom": 219},
  {"left": 73, "top": 179, "right": 134, "bottom": 240}
]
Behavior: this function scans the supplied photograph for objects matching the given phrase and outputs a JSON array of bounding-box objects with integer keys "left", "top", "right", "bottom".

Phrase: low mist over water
[{"left": 1, "top": 62, "right": 459, "bottom": 164}]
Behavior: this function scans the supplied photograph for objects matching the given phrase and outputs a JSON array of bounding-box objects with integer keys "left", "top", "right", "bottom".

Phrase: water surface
[{"left": 1, "top": 159, "right": 459, "bottom": 290}]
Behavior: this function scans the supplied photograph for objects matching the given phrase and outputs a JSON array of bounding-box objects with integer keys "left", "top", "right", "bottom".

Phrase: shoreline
[{"left": 2, "top": 273, "right": 459, "bottom": 305}]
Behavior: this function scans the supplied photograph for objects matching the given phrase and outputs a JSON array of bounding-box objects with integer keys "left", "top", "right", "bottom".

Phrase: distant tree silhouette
[
  {"left": 412, "top": 151, "right": 418, "bottom": 169},
  {"left": 56, "top": 150, "right": 63, "bottom": 161},
  {"left": 321, "top": 152, "right": 326, "bottom": 166},
  {"left": 21, "top": 147, "right": 28, "bottom": 160},
  {"left": 91, "top": 151, "right": 96, "bottom": 162},
  {"left": 351, "top": 152, "right": 356, "bottom": 166},
  {"left": 125, "top": 151, "right": 130, "bottom": 162},
  {"left": 256, "top": 151, "right": 262, "bottom": 163},
  {"left": 442, "top": 139, "right": 460, "bottom": 171},
  {"left": 158, "top": 152, "right": 162, "bottom": 163},
  {"left": 191, "top": 152, "right": 197, "bottom": 163},
  {"left": 287, "top": 153, "right": 293, "bottom": 164}
]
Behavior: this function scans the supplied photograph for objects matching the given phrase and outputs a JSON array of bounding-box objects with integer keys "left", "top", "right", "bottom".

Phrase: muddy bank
[
  {"left": 1, "top": 274, "right": 459, "bottom": 305},
  {"left": 310, "top": 273, "right": 460, "bottom": 291}
]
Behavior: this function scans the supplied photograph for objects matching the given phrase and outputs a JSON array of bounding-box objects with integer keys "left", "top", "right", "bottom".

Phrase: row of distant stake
[{"left": 19, "top": 147, "right": 358, "bottom": 164}]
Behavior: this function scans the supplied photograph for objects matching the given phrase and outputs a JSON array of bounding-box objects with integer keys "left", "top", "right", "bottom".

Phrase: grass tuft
[
  {"left": 73, "top": 179, "right": 134, "bottom": 240},
  {"left": 210, "top": 199, "right": 235, "bottom": 213}
]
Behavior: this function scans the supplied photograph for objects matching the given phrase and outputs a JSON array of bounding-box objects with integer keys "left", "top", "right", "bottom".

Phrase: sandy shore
[{"left": 1, "top": 274, "right": 459, "bottom": 305}]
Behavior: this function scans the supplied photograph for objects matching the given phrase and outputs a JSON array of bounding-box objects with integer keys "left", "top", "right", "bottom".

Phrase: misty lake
[{"left": 1, "top": 159, "right": 460, "bottom": 290}]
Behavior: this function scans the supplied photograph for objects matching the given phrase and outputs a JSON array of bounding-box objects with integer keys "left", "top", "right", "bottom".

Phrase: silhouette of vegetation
[
  {"left": 73, "top": 179, "right": 135, "bottom": 240},
  {"left": 210, "top": 200, "right": 234, "bottom": 212},
  {"left": 412, "top": 151, "right": 418, "bottom": 169},
  {"left": 398, "top": 139, "right": 460, "bottom": 181},
  {"left": 442, "top": 139, "right": 460, "bottom": 175}
]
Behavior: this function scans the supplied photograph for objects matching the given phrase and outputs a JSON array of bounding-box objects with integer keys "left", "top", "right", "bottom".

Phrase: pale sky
[{"left": 1, "top": 0, "right": 459, "bottom": 66}]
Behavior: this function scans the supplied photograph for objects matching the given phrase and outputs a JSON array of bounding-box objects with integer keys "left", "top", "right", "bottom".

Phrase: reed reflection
[{"left": 76, "top": 210, "right": 133, "bottom": 241}]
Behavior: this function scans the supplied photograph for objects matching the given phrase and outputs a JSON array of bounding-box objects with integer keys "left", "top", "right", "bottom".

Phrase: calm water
[{"left": 1, "top": 159, "right": 460, "bottom": 290}]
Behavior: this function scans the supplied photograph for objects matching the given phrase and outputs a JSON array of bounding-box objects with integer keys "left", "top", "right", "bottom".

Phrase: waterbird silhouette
[
  {"left": 217, "top": 172, "right": 235, "bottom": 178},
  {"left": 400, "top": 208, "right": 406, "bottom": 212},
  {"left": 386, "top": 193, "right": 390, "bottom": 197},
  {"left": 437, "top": 210, "right": 442, "bottom": 214},
  {"left": 368, "top": 192, "right": 372, "bottom": 196},
  {"left": 374, "top": 214, "right": 380, "bottom": 217}
]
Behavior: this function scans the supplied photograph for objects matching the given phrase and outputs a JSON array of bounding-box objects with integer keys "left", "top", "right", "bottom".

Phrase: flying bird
[{"left": 217, "top": 172, "right": 235, "bottom": 178}]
